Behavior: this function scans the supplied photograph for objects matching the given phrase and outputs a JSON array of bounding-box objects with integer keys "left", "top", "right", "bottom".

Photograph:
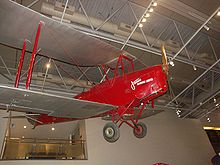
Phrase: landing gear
[
  {"left": 103, "top": 122, "right": 120, "bottom": 143},
  {"left": 133, "top": 122, "right": 147, "bottom": 138},
  {"left": 103, "top": 101, "right": 148, "bottom": 142}
]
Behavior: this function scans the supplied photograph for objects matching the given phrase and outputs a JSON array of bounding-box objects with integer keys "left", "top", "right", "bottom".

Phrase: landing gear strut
[{"left": 102, "top": 101, "right": 148, "bottom": 142}]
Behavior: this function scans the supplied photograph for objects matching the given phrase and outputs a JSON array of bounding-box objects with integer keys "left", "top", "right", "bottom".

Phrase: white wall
[{"left": 0, "top": 111, "right": 215, "bottom": 165}]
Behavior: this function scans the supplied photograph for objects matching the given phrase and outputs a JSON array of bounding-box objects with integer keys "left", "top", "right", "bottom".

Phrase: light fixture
[
  {"left": 145, "top": 13, "right": 150, "bottom": 18},
  {"left": 176, "top": 109, "right": 181, "bottom": 117},
  {"left": 46, "top": 63, "right": 51, "bottom": 69},
  {"left": 152, "top": 2, "right": 157, "bottom": 7},
  {"left": 141, "top": 18, "right": 147, "bottom": 22},
  {"left": 216, "top": 103, "right": 219, "bottom": 107},
  {"left": 217, "top": 11, "right": 220, "bottom": 16},
  {"left": 139, "top": 23, "right": 143, "bottom": 28},
  {"left": 149, "top": 8, "right": 154, "bottom": 13},
  {"left": 207, "top": 117, "right": 211, "bottom": 122},
  {"left": 52, "top": 127, "right": 55, "bottom": 131},
  {"left": 199, "top": 102, "right": 203, "bottom": 106},
  {"left": 214, "top": 98, "right": 217, "bottom": 103},
  {"left": 193, "top": 65, "right": 197, "bottom": 70},
  {"left": 23, "top": 125, "right": 27, "bottom": 129},
  {"left": 204, "top": 25, "right": 209, "bottom": 31},
  {"left": 169, "top": 60, "right": 174, "bottom": 66},
  {"left": 22, "top": 136, "right": 24, "bottom": 138}
]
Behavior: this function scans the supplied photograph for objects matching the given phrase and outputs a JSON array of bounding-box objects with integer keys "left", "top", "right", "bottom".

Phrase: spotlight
[
  {"left": 23, "top": 125, "right": 27, "bottom": 129},
  {"left": 204, "top": 25, "right": 209, "bottom": 31},
  {"left": 139, "top": 23, "right": 143, "bottom": 28},
  {"left": 145, "top": 13, "right": 150, "bottom": 18},
  {"left": 214, "top": 98, "right": 217, "bottom": 103},
  {"left": 141, "top": 18, "right": 147, "bottom": 22},
  {"left": 169, "top": 60, "right": 174, "bottom": 66},
  {"left": 149, "top": 8, "right": 154, "bottom": 13},
  {"left": 193, "top": 65, "right": 197, "bottom": 70},
  {"left": 52, "top": 127, "right": 55, "bottom": 131},
  {"left": 46, "top": 63, "right": 51, "bottom": 69},
  {"left": 152, "top": 2, "right": 157, "bottom": 6},
  {"left": 207, "top": 117, "right": 211, "bottom": 122},
  {"left": 216, "top": 103, "right": 219, "bottom": 107}
]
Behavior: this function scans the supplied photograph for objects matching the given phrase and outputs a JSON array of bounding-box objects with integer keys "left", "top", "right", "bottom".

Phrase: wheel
[
  {"left": 133, "top": 122, "right": 147, "bottom": 138},
  {"left": 103, "top": 122, "right": 120, "bottom": 143}
]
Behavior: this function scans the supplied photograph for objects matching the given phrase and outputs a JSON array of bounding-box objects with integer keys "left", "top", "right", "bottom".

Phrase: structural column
[{"left": 0, "top": 111, "right": 9, "bottom": 159}]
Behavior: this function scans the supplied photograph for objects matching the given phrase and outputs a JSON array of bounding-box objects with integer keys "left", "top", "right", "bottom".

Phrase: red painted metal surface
[
  {"left": 75, "top": 64, "right": 168, "bottom": 107},
  {"left": 31, "top": 54, "right": 168, "bottom": 128},
  {"left": 14, "top": 39, "right": 26, "bottom": 88},
  {"left": 26, "top": 21, "right": 43, "bottom": 89}
]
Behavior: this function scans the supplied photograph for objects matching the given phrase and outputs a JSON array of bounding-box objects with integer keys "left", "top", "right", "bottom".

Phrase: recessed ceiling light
[
  {"left": 52, "top": 127, "right": 55, "bottom": 131},
  {"left": 23, "top": 125, "right": 27, "bottom": 129}
]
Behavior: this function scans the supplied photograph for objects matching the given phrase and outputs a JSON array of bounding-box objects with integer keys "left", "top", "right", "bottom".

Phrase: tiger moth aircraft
[{"left": 0, "top": 0, "right": 169, "bottom": 142}]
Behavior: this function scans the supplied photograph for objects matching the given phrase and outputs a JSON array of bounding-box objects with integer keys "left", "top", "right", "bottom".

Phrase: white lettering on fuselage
[{"left": 131, "top": 78, "right": 153, "bottom": 90}]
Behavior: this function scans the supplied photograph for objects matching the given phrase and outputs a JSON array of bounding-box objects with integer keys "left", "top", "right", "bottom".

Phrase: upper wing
[
  {"left": 0, "top": 85, "right": 115, "bottom": 118},
  {"left": 0, "top": 0, "right": 124, "bottom": 67}
]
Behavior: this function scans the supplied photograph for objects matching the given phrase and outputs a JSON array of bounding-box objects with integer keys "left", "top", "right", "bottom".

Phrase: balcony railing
[{"left": 2, "top": 137, "right": 87, "bottom": 160}]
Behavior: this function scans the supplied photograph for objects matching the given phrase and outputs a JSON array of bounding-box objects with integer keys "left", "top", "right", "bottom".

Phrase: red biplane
[{"left": 0, "top": 0, "right": 168, "bottom": 142}]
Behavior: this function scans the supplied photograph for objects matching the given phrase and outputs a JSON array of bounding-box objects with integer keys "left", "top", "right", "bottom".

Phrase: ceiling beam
[
  {"left": 172, "top": 6, "right": 220, "bottom": 60},
  {"left": 68, "top": 23, "right": 220, "bottom": 74},
  {"left": 166, "top": 58, "right": 220, "bottom": 107}
]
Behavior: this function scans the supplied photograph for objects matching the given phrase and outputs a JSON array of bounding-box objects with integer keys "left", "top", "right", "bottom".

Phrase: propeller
[
  {"left": 161, "top": 45, "right": 179, "bottom": 106},
  {"left": 161, "top": 45, "right": 169, "bottom": 75}
]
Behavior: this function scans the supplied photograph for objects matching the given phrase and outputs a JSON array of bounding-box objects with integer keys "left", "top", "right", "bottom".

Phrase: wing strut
[
  {"left": 14, "top": 39, "right": 27, "bottom": 88},
  {"left": 26, "top": 21, "right": 44, "bottom": 89}
]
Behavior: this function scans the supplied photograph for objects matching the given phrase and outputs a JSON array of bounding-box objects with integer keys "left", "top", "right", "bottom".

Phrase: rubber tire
[
  {"left": 103, "top": 122, "right": 120, "bottom": 143},
  {"left": 133, "top": 122, "right": 147, "bottom": 138}
]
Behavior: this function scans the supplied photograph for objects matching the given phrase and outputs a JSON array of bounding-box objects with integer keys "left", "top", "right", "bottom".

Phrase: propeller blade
[{"left": 161, "top": 45, "right": 169, "bottom": 75}]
